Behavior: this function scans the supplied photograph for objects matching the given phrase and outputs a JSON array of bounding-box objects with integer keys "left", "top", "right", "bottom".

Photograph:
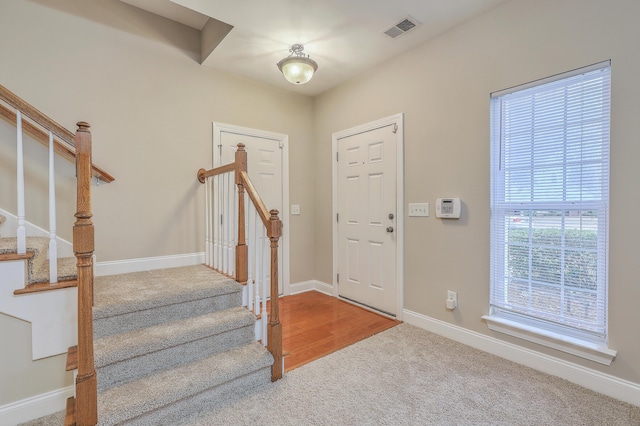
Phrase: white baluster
[
  {"left": 225, "top": 173, "right": 233, "bottom": 275},
  {"left": 231, "top": 179, "right": 237, "bottom": 276},
  {"left": 204, "top": 176, "right": 210, "bottom": 267},
  {"left": 221, "top": 174, "right": 227, "bottom": 274},
  {"left": 216, "top": 174, "right": 222, "bottom": 270},
  {"left": 212, "top": 175, "right": 218, "bottom": 270},
  {"left": 16, "top": 111, "right": 26, "bottom": 254},
  {"left": 247, "top": 204, "right": 254, "bottom": 313},
  {"left": 262, "top": 225, "right": 268, "bottom": 346},
  {"left": 251, "top": 210, "right": 262, "bottom": 320},
  {"left": 48, "top": 132, "right": 58, "bottom": 283},
  {"left": 255, "top": 213, "right": 262, "bottom": 338},
  {"left": 249, "top": 203, "right": 260, "bottom": 316},
  {"left": 208, "top": 178, "right": 214, "bottom": 267}
]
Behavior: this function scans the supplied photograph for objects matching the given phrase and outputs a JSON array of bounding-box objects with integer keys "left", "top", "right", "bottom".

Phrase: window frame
[{"left": 484, "top": 61, "right": 616, "bottom": 365}]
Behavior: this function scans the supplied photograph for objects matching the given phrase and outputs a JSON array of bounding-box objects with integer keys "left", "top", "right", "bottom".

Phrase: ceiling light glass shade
[{"left": 277, "top": 44, "right": 318, "bottom": 85}]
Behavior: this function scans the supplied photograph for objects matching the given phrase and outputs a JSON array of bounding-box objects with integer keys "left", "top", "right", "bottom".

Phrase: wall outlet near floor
[
  {"left": 446, "top": 290, "right": 458, "bottom": 310},
  {"left": 291, "top": 205, "right": 300, "bottom": 215},
  {"left": 408, "top": 202, "right": 429, "bottom": 217}
]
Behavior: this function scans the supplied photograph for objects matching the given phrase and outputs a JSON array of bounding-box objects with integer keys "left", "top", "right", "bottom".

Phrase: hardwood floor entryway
[{"left": 277, "top": 291, "right": 400, "bottom": 372}]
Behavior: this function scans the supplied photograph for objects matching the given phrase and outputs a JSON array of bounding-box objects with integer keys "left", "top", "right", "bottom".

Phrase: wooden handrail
[
  {"left": 197, "top": 163, "right": 235, "bottom": 183},
  {"left": 0, "top": 84, "right": 75, "bottom": 146},
  {"left": 239, "top": 171, "right": 271, "bottom": 229},
  {"left": 0, "top": 103, "right": 115, "bottom": 183}
]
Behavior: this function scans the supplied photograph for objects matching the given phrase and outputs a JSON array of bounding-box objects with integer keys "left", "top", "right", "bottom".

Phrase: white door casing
[
  {"left": 332, "top": 114, "right": 404, "bottom": 318},
  {"left": 213, "top": 123, "right": 290, "bottom": 295}
]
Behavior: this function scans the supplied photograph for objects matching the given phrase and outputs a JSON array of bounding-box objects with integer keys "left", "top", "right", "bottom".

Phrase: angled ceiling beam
[{"left": 200, "top": 18, "right": 234, "bottom": 64}]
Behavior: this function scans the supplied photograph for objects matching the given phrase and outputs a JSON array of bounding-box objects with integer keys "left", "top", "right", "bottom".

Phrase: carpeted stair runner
[
  {"left": 0, "top": 236, "right": 77, "bottom": 283},
  {"left": 92, "top": 265, "right": 273, "bottom": 425}
]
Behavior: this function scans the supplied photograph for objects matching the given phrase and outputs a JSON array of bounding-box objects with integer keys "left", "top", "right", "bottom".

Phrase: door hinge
[
  {"left": 336, "top": 152, "right": 339, "bottom": 162},
  {"left": 336, "top": 213, "right": 339, "bottom": 222},
  {"left": 218, "top": 144, "right": 223, "bottom": 156},
  {"left": 337, "top": 273, "right": 339, "bottom": 283}
]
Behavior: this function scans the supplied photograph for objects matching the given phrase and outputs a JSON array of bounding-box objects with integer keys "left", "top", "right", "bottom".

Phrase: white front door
[
  {"left": 336, "top": 123, "right": 399, "bottom": 316},
  {"left": 213, "top": 123, "right": 289, "bottom": 294}
]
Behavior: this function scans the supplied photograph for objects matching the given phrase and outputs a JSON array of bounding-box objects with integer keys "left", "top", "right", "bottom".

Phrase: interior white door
[
  {"left": 337, "top": 124, "right": 397, "bottom": 315},
  {"left": 215, "top": 126, "right": 285, "bottom": 294}
]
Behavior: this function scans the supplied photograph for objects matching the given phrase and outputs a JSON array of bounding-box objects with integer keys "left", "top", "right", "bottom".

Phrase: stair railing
[
  {"left": 198, "top": 143, "right": 283, "bottom": 381},
  {"left": 0, "top": 85, "right": 105, "bottom": 424}
]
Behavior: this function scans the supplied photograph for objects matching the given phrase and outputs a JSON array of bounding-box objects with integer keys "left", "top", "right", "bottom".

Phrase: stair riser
[
  {"left": 94, "top": 292, "right": 242, "bottom": 339},
  {"left": 123, "top": 367, "right": 272, "bottom": 426},
  {"left": 97, "top": 325, "right": 256, "bottom": 391}
]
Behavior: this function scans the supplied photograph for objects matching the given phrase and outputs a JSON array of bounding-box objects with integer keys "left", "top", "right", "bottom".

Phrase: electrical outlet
[
  {"left": 446, "top": 290, "right": 458, "bottom": 310},
  {"left": 408, "top": 202, "right": 429, "bottom": 217},
  {"left": 291, "top": 205, "right": 300, "bottom": 215}
]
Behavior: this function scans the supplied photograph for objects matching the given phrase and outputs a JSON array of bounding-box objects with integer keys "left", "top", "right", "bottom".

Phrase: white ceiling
[{"left": 121, "top": 0, "right": 509, "bottom": 96}]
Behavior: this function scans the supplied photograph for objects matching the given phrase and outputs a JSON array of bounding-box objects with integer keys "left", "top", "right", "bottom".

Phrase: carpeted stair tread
[
  {"left": 0, "top": 236, "right": 77, "bottom": 283},
  {"left": 31, "top": 255, "right": 77, "bottom": 283},
  {"left": 93, "top": 265, "right": 240, "bottom": 320},
  {"left": 98, "top": 342, "right": 273, "bottom": 426}
]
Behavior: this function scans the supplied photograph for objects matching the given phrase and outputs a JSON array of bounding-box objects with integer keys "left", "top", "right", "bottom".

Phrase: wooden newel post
[
  {"left": 73, "top": 122, "right": 98, "bottom": 425},
  {"left": 235, "top": 144, "right": 248, "bottom": 284},
  {"left": 267, "top": 209, "right": 283, "bottom": 381}
]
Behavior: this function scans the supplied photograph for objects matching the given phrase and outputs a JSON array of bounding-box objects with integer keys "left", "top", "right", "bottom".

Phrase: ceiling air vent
[{"left": 382, "top": 16, "right": 421, "bottom": 39}]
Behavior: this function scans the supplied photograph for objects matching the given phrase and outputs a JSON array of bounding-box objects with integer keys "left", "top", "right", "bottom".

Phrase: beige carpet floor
[{"left": 22, "top": 323, "right": 640, "bottom": 425}]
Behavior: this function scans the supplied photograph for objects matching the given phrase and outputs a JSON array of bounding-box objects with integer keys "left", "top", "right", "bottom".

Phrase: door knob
[{"left": 386, "top": 226, "right": 394, "bottom": 233}]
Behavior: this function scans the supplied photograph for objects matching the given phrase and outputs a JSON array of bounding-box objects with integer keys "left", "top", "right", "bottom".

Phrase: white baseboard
[
  {"left": 403, "top": 309, "right": 640, "bottom": 407},
  {"left": 0, "top": 385, "right": 73, "bottom": 426},
  {"left": 95, "top": 252, "right": 205, "bottom": 276},
  {"left": 286, "top": 280, "right": 333, "bottom": 296}
]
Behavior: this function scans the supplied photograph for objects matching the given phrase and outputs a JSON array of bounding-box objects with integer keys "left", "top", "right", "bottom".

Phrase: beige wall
[
  {"left": 0, "top": 0, "right": 315, "bottom": 406},
  {"left": 314, "top": 0, "right": 640, "bottom": 385}
]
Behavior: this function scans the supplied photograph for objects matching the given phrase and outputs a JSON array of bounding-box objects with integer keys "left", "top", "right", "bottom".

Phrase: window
[{"left": 487, "top": 62, "right": 614, "bottom": 363}]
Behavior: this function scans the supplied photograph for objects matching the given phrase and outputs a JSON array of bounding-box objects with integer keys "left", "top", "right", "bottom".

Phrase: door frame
[
  {"left": 212, "top": 122, "right": 291, "bottom": 295},
  {"left": 332, "top": 113, "right": 404, "bottom": 320}
]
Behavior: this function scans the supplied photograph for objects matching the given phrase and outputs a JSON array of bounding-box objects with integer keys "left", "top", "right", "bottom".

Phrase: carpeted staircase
[
  {"left": 2, "top": 216, "right": 275, "bottom": 424},
  {"left": 90, "top": 265, "right": 273, "bottom": 425}
]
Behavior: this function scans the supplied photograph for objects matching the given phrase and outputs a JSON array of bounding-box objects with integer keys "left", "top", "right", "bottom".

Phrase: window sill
[{"left": 481, "top": 314, "right": 617, "bottom": 365}]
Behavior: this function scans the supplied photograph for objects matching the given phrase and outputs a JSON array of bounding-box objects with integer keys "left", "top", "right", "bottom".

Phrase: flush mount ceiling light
[{"left": 277, "top": 44, "right": 318, "bottom": 85}]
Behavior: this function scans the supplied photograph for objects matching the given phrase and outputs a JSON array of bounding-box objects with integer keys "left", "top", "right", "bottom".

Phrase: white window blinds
[{"left": 490, "top": 62, "right": 611, "bottom": 341}]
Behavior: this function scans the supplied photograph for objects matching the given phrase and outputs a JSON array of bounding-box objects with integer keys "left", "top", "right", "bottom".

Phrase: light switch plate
[
  {"left": 408, "top": 202, "right": 429, "bottom": 217},
  {"left": 291, "top": 205, "right": 301, "bottom": 215}
]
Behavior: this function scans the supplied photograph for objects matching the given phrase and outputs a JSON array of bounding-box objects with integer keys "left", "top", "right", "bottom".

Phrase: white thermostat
[{"left": 435, "top": 198, "right": 461, "bottom": 219}]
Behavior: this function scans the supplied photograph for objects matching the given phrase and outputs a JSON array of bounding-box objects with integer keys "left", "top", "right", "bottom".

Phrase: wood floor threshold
[
  {"left": 14, "top": 279, "right": 78, "bottom": 295},
  {"left": 277, "top": 291, "right": 401, "bottom": 372},
  {"left": 0, "top": 251, "right": 35, "bottom": 261},
  {"left": 66, "top": 346, "right": 78, "bottom": 371}
]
